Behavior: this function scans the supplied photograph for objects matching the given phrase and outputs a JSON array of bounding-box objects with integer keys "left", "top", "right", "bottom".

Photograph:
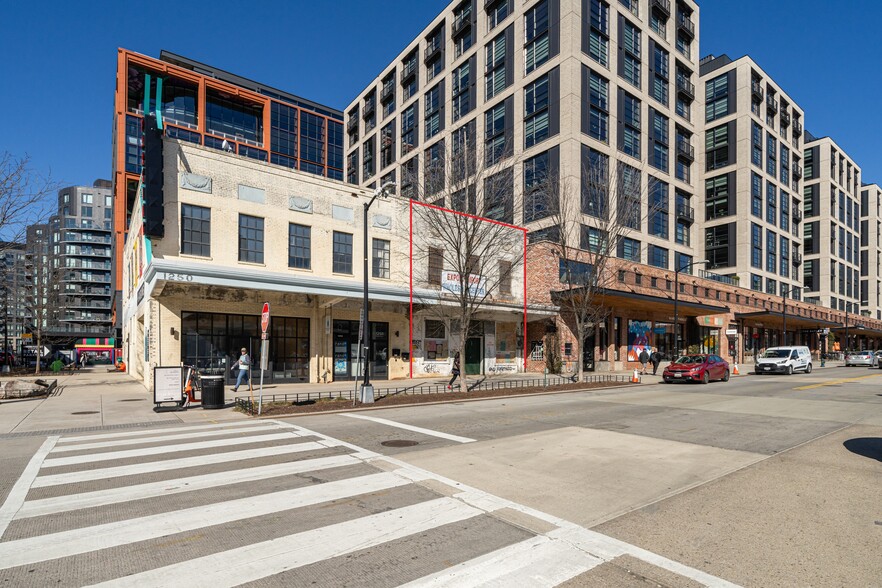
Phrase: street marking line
[
  {"left": 86, "top": 498, "right": 481, "bottom": 588},
  {"left": 18, "top": 454, "right": 359, "bottom": 519},
  {"left": 41, "top": 431, "right": 301, "bottom": 468},
  {"left": 57, "top": 421, "right": 276, "bottom": 443},
  {"left": 398, "top": 535, "right": 603, "bottom": 587},
  {"left": 32, "top": 441, "right": 334, "bottom": 488},
  {"left": 0, "top": 436, "right": 58, "bottom": 540},
  {"left": 793, "top": 373, "right": 882, "bottom": 390},
  {"left": 338, "top": 413, "right": 476, "bottom": 443},
  {"left": 0, "top": 471, "right": 410, "bottom": 570},
  {"left": 51, "top": 424, "right": 284, "bottom": 452}
]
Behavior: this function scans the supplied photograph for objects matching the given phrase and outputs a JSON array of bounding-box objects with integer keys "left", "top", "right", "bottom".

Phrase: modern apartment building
[
  {"left": 54, "top": 182, "right": 114, "bottom": 336},
  {"left": 860, "top": 183, "right": 882, "bottom": 319},
  {"left": 111, "top": 49, "right": 346, "bottom": 329},
  {"left": 345, "top": 0, "right": 701, "bottom": 273},
  {"left": 697, "top": 55, "right": 805, "bottom": 300},
  {"left": 0, "top": 244, "right": 28, "bottom": 354},
  {"left": 802, "top": 134, "right": 862, "bottom": 315}
]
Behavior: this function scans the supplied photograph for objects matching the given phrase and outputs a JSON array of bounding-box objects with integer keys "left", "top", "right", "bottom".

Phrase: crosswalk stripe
[
  {"left": 32, "top": 440, "right": 333, "bottom": 488},
  {"left": 41, "top": 431, "right": 299, "bottom": 468},
  {"left": 339, "top": 413, "right": 477, "bottom": 443},
  {"left": 0, "top": 436, "right": 58, "bottom": 540},
  {"left": 51, "top": 424, "right": 284, "bottom": 453},
  {"left": 57, "top": 421, "right": 277, "bottom": 443},
  {"left": 86, "top": 497, "right": 482, "bottom": 588},
  {"left": 399, "top": 535, "right": 603, "bottom": 587},
  {"left": 18, "top": 454, "right": 360, "bottom": 519},
  {"left": 0, "top": 471, "right": 410, "bottom": 570}
]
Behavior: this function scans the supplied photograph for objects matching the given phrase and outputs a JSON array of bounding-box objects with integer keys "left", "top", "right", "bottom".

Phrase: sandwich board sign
[{"left": 153, "top": 366, "right": 184, "bottom": 411}]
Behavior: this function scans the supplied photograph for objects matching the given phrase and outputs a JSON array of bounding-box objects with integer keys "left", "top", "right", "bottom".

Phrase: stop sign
[{"left": 261, "top": 303, "right": 270, "bottom": 335}]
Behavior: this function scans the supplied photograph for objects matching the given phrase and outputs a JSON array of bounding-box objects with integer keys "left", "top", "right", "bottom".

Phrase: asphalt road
[{"left": 0, "top": 366, "right": 879, "bottom": 586}]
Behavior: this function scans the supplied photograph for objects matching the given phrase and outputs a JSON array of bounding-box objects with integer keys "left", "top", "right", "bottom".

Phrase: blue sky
[{"left": 1, "top": 0, "right": 879, "bottom": 189}]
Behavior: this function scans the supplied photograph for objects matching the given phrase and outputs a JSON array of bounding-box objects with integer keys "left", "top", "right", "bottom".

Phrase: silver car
[{"left": 844, "top": 350, "right": 875, "bottom": 367}]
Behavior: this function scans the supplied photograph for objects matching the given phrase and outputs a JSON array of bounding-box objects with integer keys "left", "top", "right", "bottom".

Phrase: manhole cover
[
  {"left": 71, "top": 411, "right": 99, "bottom": 415},
  {"left": 119, "top": 398, "right": 146, "bottom": 402},
  {"left": 381, "top": 440, "right": 419, "bottom": 447}
]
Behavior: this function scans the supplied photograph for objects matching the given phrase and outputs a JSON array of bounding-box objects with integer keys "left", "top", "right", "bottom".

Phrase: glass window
[
  {"left": 271, "top": 102, "right": 298, "bottom": 160},
  {"left": 524, "top": 74, "right": 550, "bottom": 147},
  {"left": 300, "top": 112, "right": 326, "bottom": 170},
  {"left": 238, "top": 215, "right": 264, "bottom": 264},
  {"left": 523, "top": 150, "right": 552, "bottom": 223},
  {"left": 705, "top": 174, "right": 730, "bottom": 219},
  {"left": 288, "top": 223, "right": 311, "bottom": 269},
  {"left": 182, "top": 204, "right": 210, "bottom": 257},
  {"left": 489, "top": 0, "right": 510, "bottom": 29},
  {"left": 333, "top": 232, "right": 353, "bottom": 274},
  {"left": 752, "top": 172, "right": 763, "bottom": 217},
  {"left": 618, "top": 237, "right": 641, "bottom": 262},
  {"left": 485, "top": 102, "right": 507, "bottom": 164},
  {"left": 486, "top": 32, "right": 508, "bottom": 99},
  {"left": 649, "top": 180, "right": 669, "bottom": 239},
  {"left": 648, "top": 244, "right": 669, "bottom": 269},
  {"left": 621, "top": 93, "right": 641, "bottom": 158},
  {"left": 452, "top": 61, "right": 471, "bottom": 122},
  {"left": 587, "top": 69, "right": 608, "bottom": 142},
  {"left": 705, "top": 74, "right": 728, "bottom": 122},
  {"left": 401, "top": 103, "right": 418, "bottom": 156},
  {"left": 206, "top": 88, "right": 262, "bottom": 144},
  {"left": 525, "top": 0, "right": 550, "bottom": 74},
  {"left": 588, "top": 0, "right": 609, "bottom": 67},
  {"left": 372, "top": 238, "right": 390, "bottom": 279},
  {"left": 425, "top": 84, "right": 442, "bottom": 140}
]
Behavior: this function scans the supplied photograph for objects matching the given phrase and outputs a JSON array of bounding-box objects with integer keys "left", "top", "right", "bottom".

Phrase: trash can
[{"left": 201, "top": 376, "right": 225, "bottom": 409}]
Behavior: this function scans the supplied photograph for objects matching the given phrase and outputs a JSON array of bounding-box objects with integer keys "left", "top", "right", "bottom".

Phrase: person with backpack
[
  {"left": 638, "top": 348, "right": 650, "bottom": 375},
  {"left": 650, "top": 347, "right": 662, "bottom": 375}
]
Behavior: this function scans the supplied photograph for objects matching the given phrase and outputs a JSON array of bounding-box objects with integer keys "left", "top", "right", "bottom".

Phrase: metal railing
[
  {"left": 235, "top": 374, "right": 632, "bottom": 416},
  {"left": 650, "top": 0, "right": 671, "bottom": 17},
  {"left": 751, "top": 81, "right": 764, "bottom": 101},
  {"left": 677, "top": 13, "right": 695, "bottom": 37},
  {"left": 676, "top": 75, "right": 694, "bottom": 99}
]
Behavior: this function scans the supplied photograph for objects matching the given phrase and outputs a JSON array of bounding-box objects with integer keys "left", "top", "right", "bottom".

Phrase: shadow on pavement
[{"left": 843, "top": 438, "right": 882, "bottom": 462}]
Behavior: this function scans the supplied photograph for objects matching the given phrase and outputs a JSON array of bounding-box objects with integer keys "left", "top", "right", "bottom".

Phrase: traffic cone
[
  {"left": 632, "top": 369, "right": 641, "bottom": 383},
  {"left": 732, "top": 363, "right": 739, "bottom": 375}
]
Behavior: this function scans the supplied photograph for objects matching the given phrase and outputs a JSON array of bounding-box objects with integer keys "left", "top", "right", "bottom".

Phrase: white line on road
[
  {"left": 32, "top": 440, "right": 333, "bottom": 488},
  {"left": 86, "top": 498, "right": 481, "bottom": 588},
  {"left": 57, "top": 420, "right": 278, "bottom": 443},
  {"left": 18, "top": 454, "right": 360, "bottom": 519},
  {"left": 338, "top": 413, "right": 476, "bottom": 443},
  {"left": 51, "top": 424, "right": 284, "bottom": 452},
  {"left": 0, "top": 471, "right": 410, "bottom": 570},
  {"left": 41, "top": 431, "right": 300, "bottom": 468},
  {"left": 0, "top": 436, "right": 57, "bottom": 540},
  {"left": 398, "top": 535, "right": 603, "bottom": 587}
]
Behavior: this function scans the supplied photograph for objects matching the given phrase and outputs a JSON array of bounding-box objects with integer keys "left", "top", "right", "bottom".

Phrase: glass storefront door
[{"left": 333, "top": 320, "right": 389, "bottom": 381}]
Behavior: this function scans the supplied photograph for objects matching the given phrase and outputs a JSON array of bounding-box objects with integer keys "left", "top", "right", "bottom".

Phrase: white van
[{"left": 755, "top": 346, "right": 812, "bottom": 375}]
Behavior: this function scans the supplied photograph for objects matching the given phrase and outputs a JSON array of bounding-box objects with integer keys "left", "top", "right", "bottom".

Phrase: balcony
[
  {"left": 677, "top": 14, "right": 695, "bottom": 39},
  {"left": 424, "top": 40, "right": 441, "bottom": 63},
  {"left": 793, "top": 252, "right": 803, "bottom": 266},
  {"left": 766, "top": 96, "right": 778, "bottom": 114},
  {"left": 675, "top": 75, "right": 694, "bottom": 101},
  {"left": 347, "top": 116, "right": 358, "bottom": 134},
  {"left": 64, "top": 299, "right": 112, "bottom": 310},
  {"left": 794, "top": 120, "right": 803, "bottom": 136},
  {"left": 676, "top": 138, "right": 694, "bottom": 162},
  {"left": 362, "top": 100, "right": 375, "bottom": 120},
  {"left": 780, "top": 110, "right": 791, "bottom": 127},
  {"left": 792, "top": 207, "right": 803, "bottom": 222},
  {"left": 61, "top": 233, "right": 112, "bottom": 244},
  {"left": 792, "top": 162, "right": 803, "bottom": 179},
  {"left": 402, "top": 59, "right": 417, "bottom": 82},
  {"left": 751, "top": 81, "right": 764, "bottom": 102},
  {"left": 650, "top": 0, "right": 671, "bottom": 18},
  {"left": 676, "top": 204, "right": 694, "bottom": 223},
  {"left": 380, "top": 83, "right": 394, "bottom": 103},
  {"left": 452, "top": 11, "right": 472, "bottom": 37}
]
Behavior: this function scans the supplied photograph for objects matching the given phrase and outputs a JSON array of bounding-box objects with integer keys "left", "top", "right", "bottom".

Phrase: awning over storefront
[
  {"left": 550, "top": 288, "right": 730, "bottom": 316},
  {"left": 734, "top": 311, "right": 842, "bottom": 329}
]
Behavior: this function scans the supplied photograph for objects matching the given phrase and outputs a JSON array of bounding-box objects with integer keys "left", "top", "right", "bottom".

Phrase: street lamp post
[
  {"left": 843, "top": 300, "right": 870, "bottom": 354},
  {"left": 780, "top": 285, "right": 810, "bottom": 347},
  {"left": 360, "top": 182, "right": 396, "bottom": 404},
  {"left": 674, "top": 259, "right": 708, "bottom": 356}
]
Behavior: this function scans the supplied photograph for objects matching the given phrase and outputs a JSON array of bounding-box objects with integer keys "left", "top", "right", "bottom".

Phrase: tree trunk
[
  {"left": 575, "top": 321, "right": 585, "bottom": 383},
  {"left": 34, "top": 330, "right": 41, "bottom": 375},
  {"left": 459, "top": 330, "right": 468, "bottom": 394}
]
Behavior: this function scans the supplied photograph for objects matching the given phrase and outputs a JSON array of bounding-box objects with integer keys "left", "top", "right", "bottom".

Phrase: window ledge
[
  {"left": 288, "top": 266, "right": 313, "bottom": 273},
  {"left": 179, "top": 253, "right": 213, "bottom": 261},
  {"left": 238, "top": 260, "right": 266, "bottom": 267}
]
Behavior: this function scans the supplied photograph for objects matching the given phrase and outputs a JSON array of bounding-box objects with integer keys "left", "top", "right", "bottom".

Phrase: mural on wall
[{"left": 627, "top": 320, "right": 652, "bottom": 361}]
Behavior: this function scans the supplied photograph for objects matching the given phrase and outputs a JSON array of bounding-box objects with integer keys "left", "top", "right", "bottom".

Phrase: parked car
[
  {"left": 755, "top": 346, "right": 813, "bottom": 375},
  {"left": 844, "top": 350, "right": 875, "bottom": 367},
  {"left": 663, "top": 354, "right": 730, "bottom": 384}
]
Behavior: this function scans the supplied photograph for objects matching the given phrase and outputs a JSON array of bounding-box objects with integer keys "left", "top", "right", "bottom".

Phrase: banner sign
[{"left": 441, "top": 270, "right": 487, "bottom": 297}]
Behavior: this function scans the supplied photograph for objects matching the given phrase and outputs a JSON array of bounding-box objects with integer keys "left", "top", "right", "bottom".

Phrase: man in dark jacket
[
  {"left": 650, "top": 348, "right": 662, "bottom": 375},
  {"left": 638, "top": 348, "right": 650, "bottom": 374}
]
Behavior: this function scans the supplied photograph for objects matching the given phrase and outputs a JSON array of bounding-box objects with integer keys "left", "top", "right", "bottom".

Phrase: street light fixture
[
  {"left": 674, "top": 259, "right": 709, "bottom": 356},
  {"left": 360, "top": 181, "right": 396, "bottom": 404}
]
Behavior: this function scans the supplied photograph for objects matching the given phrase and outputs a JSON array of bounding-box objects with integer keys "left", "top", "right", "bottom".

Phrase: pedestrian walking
[
  {"left": 638, "top": 348, "right": 650, "bottom": 375},
  {"left": 448, "top": 352, "right": 461, "bottom": 390},
  {"left": 650, "top": 348, "right": 662, "bottom": 375},
  {"left": 79, "top": 353, "right": 88, "bottom": 370},
  {"left": 232, "top": 348, "right": 251, "bottom": 392}
]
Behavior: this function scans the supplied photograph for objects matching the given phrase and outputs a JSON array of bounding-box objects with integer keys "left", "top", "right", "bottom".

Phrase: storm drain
[
  {"left": 71, "top": 411, "right": 100, "bottom": 415},
  {"left": 380, "top": 440, "right": 419, "bottom": 448},
  {"left": 119, "top": 398, "right": 146, "bottom": 402}
]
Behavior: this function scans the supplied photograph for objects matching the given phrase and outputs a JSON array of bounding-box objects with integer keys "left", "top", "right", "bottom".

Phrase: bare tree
[
  {"left": 536, "top": 154, "right": 665, "bottom": 381},
  {"left": 404, "top": 133, "right": 525, "bottom": 392},
  {"left": 0, "top": 153, "right": 54, "bottom": 254}
]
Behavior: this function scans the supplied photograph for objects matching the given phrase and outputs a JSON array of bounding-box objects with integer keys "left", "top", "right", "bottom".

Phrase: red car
[{"left": 663, "top": 354, "right": 730, "bottom": 384}]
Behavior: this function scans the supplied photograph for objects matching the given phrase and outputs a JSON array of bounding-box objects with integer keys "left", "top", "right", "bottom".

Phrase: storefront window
[
  {"left": 424, "top": 320, "right": 448, "bottom": 360},
  {"left": 654, "top": 322, "right": 675, "bottom": 359}
]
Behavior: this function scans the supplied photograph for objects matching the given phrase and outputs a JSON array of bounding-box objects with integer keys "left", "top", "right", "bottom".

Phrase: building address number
[{"left": 163, "top": 272, "right": 194, "bottom": 282}]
